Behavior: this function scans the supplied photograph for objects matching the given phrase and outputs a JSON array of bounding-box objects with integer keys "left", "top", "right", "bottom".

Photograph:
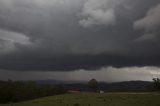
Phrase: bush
[{"left": 0, "top": 80, "right": 66, "bottom": 103}]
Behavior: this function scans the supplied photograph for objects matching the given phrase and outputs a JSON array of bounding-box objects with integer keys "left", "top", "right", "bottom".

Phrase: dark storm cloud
[
  {"left": 0, "top": 0, "right": 160, "bottom": 71},
  {"left": 0, "top": 66, "right": 159, "bottom": 81}
]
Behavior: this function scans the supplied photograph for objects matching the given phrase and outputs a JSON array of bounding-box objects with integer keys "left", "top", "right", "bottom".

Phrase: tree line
[
  {"left": 0, "top": 80, "right": 66, "bottom": 103},
  {"left": 0, "top": 78, "right": 160, "bottom": 103}
]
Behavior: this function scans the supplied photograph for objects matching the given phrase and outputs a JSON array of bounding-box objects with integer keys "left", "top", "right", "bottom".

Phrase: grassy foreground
[{"left": 0, "top": 93, "right": 160, "bottom": 106}]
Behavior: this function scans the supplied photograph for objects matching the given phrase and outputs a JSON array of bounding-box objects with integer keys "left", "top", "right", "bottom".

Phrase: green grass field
[{"left": 1, "top": 93, "right": 160, "bottom": 106}]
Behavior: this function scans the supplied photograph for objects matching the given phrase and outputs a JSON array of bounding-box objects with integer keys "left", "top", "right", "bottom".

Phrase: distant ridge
[{"left": 35, "top": 80, "right": 152, "bottom": 92}]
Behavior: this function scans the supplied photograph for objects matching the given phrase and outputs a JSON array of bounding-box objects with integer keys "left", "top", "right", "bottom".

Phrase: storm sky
[{"left": 0, "top": 0, "right": 160, "bottom": 82}]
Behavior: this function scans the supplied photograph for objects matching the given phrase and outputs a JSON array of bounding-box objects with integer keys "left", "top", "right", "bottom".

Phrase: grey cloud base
[
  {"left": 0, "top": 0, "right": 160, "bottom": 72},
  {"left": 0, "top": 54, "right": 160, "bottom": 71},
  {"left": 0, "top": 66, "right": 159, "bottom": 82}
]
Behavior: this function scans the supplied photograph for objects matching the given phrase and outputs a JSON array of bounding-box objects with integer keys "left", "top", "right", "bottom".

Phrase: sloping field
[{"left": 0, "top": 93, "right": 160, "bottom": 106}]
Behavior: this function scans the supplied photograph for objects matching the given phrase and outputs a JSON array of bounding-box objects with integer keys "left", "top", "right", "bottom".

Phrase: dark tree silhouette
[
  {"left": 88, "top": 79, "right": 98, "bottom": 92},
  {"left": 153, "top": 78, "right": 160, "bottom": 90}
]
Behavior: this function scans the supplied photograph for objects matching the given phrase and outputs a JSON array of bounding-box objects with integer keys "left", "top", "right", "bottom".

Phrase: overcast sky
[{"left": 0, "top": 0, "right": 160, "bottom": 82}]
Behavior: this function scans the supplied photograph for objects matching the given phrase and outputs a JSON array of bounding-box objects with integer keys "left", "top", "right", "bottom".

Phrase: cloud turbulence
[{"left": 0, "top": 0, "right": 160, "bottom": 81}]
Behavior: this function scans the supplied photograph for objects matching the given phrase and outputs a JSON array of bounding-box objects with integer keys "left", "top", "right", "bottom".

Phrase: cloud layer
[
  {"left": 1, "top": 66, "right": 159, "bottom": 82},
  {"left": 79, "top": 0, "right": 120, "bottom": 27},
  {"left": 134, "top": 3, "right": 160, "bottom": 41},
  {"left": 0, "top": 0, "right": 160, "bottom": 73}
]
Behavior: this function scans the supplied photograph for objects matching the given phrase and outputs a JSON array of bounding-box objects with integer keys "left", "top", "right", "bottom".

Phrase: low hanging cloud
[
  {"left": 134, "top": 3, "right": 160, "bottom": 41},
  {"left": 0, "top": 66, "right": 159, "bottom": 82},
  {"left": 79, "top": 0, "right": 124, "bottom": 27}
]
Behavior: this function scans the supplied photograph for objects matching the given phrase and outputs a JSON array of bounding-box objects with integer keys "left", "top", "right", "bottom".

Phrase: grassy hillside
[{"left": 0, "top": 93, "right": 160, "bottom": 106}]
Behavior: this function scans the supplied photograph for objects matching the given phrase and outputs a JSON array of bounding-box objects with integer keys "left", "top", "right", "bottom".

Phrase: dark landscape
[{"left": 0, "top": 0, "right": 160, "bottom": 105}]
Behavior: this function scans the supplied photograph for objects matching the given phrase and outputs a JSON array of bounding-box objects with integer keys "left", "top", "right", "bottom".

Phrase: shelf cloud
[{"left": 0, "top": 0, "right": 160, "bottom": 81}]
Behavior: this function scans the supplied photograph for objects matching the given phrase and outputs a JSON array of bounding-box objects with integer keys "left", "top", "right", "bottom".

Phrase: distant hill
[
  {"left": 35, "top": 80, "right": 152, "bottom": 92},
  {"left": 98, "top": 81, "right": 152, "bottom": 92},
  {"left": 35, "top": 80, "right": 85, "bottom": 85}
]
